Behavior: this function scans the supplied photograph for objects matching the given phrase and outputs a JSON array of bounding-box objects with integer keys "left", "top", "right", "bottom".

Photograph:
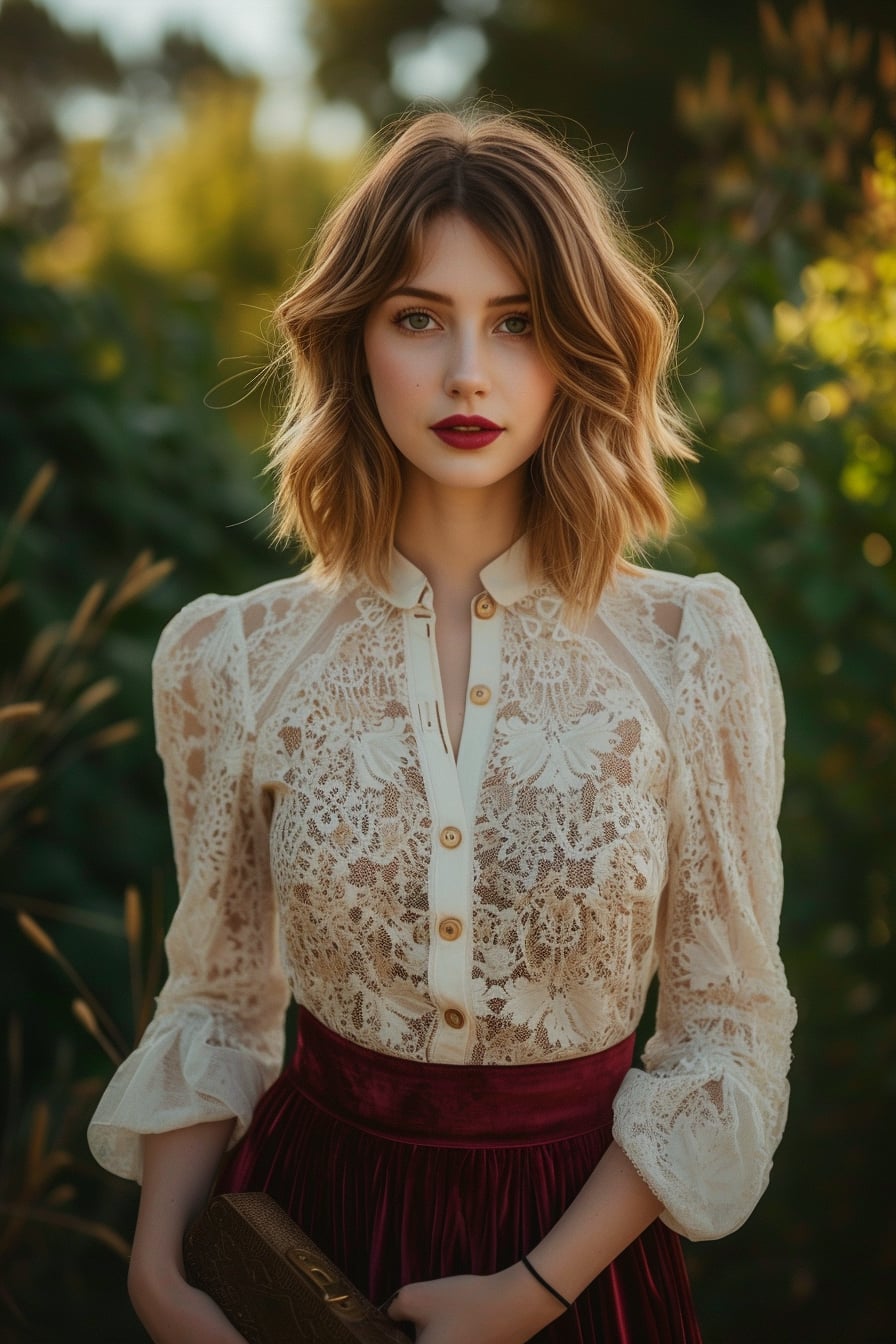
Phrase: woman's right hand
[{"left": 128, "top": 1266, "right": 248, "bottom": 1344}]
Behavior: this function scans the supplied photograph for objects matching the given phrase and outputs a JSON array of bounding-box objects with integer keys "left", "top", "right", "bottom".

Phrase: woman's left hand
[{"left": 385, "top": 1262, "right": 566, "bottom": 1344}]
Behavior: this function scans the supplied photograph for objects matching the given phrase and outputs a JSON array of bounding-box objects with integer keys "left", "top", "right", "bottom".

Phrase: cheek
[
  {"left": 366, "top": 343, "right": 422, "bottom": 410},
  {"left": 526, "top": 361, "right": 558, "bottom": 422},
  {"left": 505, "top": 335, "right": 555, "bottom": 395}
]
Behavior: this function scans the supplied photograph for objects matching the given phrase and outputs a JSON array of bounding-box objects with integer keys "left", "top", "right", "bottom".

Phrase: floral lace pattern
[{"left": 87, "top": 554, "right": 796, "bottom": 1240}]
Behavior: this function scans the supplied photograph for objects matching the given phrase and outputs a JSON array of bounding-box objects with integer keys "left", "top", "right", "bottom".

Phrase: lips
[{"left": 430, "top": 415, "right": 504, "bottom": 449}]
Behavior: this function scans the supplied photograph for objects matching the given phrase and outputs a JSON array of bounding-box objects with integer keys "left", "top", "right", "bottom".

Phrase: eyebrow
[{"left": 381, "top": 285, "right": 530, "bottom": 308}]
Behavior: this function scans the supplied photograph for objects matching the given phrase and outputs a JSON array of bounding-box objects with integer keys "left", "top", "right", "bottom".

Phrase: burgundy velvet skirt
[{"left": 215, "top": 1008, "right": 702, "bottom": 1343}]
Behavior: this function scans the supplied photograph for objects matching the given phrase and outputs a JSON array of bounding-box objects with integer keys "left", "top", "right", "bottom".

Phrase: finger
[
  {"left": 385, "top": 1285, "right": 426, "bottom": 1326},
  {"left": 380, "top": 1290, "right": 399, "bottom": 1315},
  {"left": 384, "top": 1288, "right": 409, "bottom": 1321}
]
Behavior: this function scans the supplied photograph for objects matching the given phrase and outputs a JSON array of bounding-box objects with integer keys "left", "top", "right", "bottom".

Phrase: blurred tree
[
  {"left": 0, "top": 0, "right": 120, "bottom": 229},
  {"left": 23, "top": 70, "right": 354, "bottom": 446},
  {"left": 306, "top": 0, "right": 896, "bottom": 216},
  {"left": 0, "top": 0, "right": 235, "bottom": 233}
]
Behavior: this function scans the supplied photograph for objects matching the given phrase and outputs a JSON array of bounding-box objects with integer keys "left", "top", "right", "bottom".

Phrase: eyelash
[{"left": 391, "top": 307, "right": 533, "bottom": 337}]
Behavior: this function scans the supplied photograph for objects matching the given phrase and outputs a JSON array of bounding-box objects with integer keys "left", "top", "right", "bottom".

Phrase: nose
[{"left": 444, "top": 330, "right": 490, "bottom": 399}]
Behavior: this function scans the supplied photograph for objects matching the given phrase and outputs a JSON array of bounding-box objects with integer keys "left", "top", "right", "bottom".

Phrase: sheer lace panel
[
  {"left": 612, "top": 574, "right": 796, "bottom": 1239},
  {"left": 258, "top": 585, "right": 436, "bottom": 1057}
]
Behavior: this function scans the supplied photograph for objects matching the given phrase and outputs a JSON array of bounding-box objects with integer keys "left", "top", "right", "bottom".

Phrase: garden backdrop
[{"left": 1, "top": 0, "right": 895, "bottom": 1340}]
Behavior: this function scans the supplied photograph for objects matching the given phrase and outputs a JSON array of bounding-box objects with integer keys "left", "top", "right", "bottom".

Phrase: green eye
[
  {"left": 502, "top": 315, "right": 530, "bottom": 335},
  {"left": 405, "top": 312, "right": 431, "bottom": 330}
]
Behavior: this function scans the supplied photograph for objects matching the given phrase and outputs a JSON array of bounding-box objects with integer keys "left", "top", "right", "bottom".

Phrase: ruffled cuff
[
  {"left": 612, "top": 1063, "right": 783, "bottom": 1241},
  {"left": 87, "top": 1007, "right": 282, "bottom": 1183}
]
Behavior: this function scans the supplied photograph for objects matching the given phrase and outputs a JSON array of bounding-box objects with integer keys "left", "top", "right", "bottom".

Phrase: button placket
[
  {"left": 456, "top": 600, "right": 503, "bottom": 822},
  {"left": 428, "top": 597, "right": 502, "bottom": 1056},
  {"left": 401, "top": 601, "right": 475, "bottom": 1063}
]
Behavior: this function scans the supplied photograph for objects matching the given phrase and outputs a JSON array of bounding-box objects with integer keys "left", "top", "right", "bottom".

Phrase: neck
[{"left": 394, "top": 469, "right": 527, "bottom": 613}]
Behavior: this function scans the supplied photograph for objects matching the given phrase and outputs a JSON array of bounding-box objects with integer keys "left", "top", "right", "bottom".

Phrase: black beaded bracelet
[{"left": 520, "top": 1255, "right": 572, "bottom": 1312}]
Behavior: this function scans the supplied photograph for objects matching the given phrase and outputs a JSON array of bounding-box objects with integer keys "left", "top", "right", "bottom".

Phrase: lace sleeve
[
  {"left": 612, "top": 574, "right": 797, "bottom": 1240},
  {"left": 87, "top": 595, "right": 290, "bottom": 1183}
]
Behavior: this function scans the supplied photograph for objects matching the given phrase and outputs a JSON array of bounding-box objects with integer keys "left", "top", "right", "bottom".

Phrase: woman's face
[{"left": 363, "top": 212, "right": 558, "bottom": 498}]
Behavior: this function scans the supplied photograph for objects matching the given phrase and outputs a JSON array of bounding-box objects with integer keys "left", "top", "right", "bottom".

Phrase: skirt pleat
[{"left": 216, "top": 1008, "right": 702, "bottom": 1344}]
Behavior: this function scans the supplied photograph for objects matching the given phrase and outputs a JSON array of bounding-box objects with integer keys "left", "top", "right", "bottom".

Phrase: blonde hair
[{"left": 267, "top": 108, "right": 695, "bottom": 615}]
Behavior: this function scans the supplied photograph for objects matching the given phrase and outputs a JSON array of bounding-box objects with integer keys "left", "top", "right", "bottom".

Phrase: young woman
[{"left": 88, "top": 109, "right": 796, "bottom": 1344}]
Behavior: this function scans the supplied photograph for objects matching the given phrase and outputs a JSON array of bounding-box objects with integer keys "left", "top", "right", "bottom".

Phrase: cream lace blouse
[{"left": 88, "top": 538, "right": 796, "bottom": 1241}]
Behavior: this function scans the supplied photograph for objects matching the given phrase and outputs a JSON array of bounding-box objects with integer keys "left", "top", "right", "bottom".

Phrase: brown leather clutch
[{"left": 183, "top": 1192, "right": 410, "bottom": 1344}]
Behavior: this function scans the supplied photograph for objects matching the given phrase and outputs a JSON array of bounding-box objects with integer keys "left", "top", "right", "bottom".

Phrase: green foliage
[
  {"left": 1, "top": 212, "right": 285, "bottom": 1022},
  {"left": 0, "top": 220, "right": 287, "bottom": 1333},
  {"left": 645, "top": 10, "right": 896, "bottom": 1338}
]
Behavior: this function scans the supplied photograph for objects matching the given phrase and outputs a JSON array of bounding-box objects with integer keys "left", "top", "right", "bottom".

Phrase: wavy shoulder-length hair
[{"left": 267, "top": 108, "right": 695, "bottom": 615}]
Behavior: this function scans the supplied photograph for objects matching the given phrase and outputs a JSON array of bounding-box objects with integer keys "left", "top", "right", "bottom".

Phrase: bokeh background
[{"left": 2, "top": 0, "right": 895, "bottom": 1340}]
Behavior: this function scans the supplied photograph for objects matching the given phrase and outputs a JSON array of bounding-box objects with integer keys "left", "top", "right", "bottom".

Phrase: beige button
[
  {"left": 474, "top": 593, "right": 496, "bottom": 619},
  {"left": 438, "top": 917, "right": 463, "bottom": 941},
  {"left": 469, "top": 684, "right": 491, "bottom": 706},
  {"left": 444, "top": 1008, "right": 465, "bottom": 1030},
  {"left": 439, "top": 825, "right": 462, "bottom": 849}
]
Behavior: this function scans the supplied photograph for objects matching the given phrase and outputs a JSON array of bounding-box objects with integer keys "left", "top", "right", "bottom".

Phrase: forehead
[{"left": 398, "top": 212, "right": 526, "bottom": 292}]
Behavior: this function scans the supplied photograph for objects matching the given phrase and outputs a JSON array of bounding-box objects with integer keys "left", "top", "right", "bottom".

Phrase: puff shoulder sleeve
[
  {"left": 87, "top": 595, "right": 290, "bottom": 1182},
  {"left": 612, "top": 574, "right": 797, "bottom": 1240}
]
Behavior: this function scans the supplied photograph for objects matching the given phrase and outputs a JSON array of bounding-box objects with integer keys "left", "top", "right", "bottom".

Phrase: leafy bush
[{"left": 1, "top": 223, "right": 284, "bottom": 1338}]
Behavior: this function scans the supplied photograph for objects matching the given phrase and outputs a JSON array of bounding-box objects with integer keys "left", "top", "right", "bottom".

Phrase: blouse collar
[{"left": 371, "top": 534, "right": 537, "bottom": 611}]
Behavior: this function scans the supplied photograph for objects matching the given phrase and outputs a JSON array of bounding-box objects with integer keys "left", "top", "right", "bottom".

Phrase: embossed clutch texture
[{"left": 183, "top": 1192, "right": 410, "bottom": 1344}]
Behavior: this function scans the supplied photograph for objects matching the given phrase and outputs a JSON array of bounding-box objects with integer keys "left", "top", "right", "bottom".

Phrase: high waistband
[{"left": 288, "top": 1007, "right": 635, "bottom": 1148}]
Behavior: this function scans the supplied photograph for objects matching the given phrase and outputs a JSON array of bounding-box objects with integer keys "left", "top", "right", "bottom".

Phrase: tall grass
[{"left": 1, "top": 464, "right": 171, "bottom": 1331}]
